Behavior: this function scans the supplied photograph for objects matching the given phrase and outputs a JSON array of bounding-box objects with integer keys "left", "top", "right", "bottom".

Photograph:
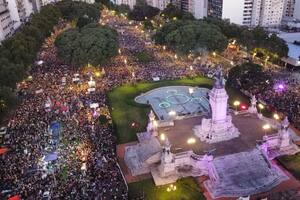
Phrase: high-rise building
[
  {"left": 170, "top": 0, "right": 207, "bottom": 19},
  {"left": 283, "top": 0, "right": 295, "bottom": 17},
  {"left": 0, "top": 0, "right": 15, "bottom": 41},
  {"left": 259, "top": 0, "right": 285, "bottom": 27},
  {"left": 294, "top": 0, "right": 300, "bottom": 20},
  {"left": 146, "top": 0, "right": 170, "bottom": 10},
  {"left": 208, "top": 0, "right": 286, "bottom": 27},
  {"left": 115, "top": 0, "right": 136, "bottom": 9}
]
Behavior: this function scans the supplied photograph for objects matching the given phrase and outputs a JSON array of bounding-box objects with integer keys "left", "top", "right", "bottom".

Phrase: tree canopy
[
  {"left": 153, "top": 20, "right": 228, "bottom": 53},
  {"left": 128, "top": 4, "right": 160, "bottom": 21},
  {"left": 161, "top": 4, "right": 195, "bottom": 20},
  {"left": 55, "top": 24, "right": 118, "bottom": 68},
  {"left": 205, "top": 18, "right": 288, "bottom": 59},
  {"left": 0, "top": 4, "right": 62, "bottom": 121},
  {"left": 227, "top": 62, "right": 273, "bottom": 91},
  {"left": 56, "top": 0, "right": 101, "bottom": 22}
]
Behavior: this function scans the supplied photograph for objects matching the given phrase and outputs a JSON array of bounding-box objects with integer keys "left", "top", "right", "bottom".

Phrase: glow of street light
[
  {"left": 160, "top": 133, "right": 166, "bottom": 141},
  {"left": 124, "top": 59, "right": 127, "bottom": 65},
  {"left": 273, "top": 113, "right": 280, "bottom": 120},
  {"left": 189, "top": 65, "right": 194, "bottom": 70},
  {"left": 174, "top": 54, "right": 178, "bottom": 59},
  {"left": 118, "top": 49, "right": 121, "bottom": 54},
  {"left": 168, "top": 111, "right": 176, "bottom": 116},
  {"left": 258, "top": 103, "right": 264, "bottom": 109},
  {"left": 95, "top": 71, "right": 101, "bottom": 77},
  {"left": 213, "top": 52, "right": 216, "bottom": 57},
  {"left": 163, "top": 45, "right": 166, "bottom": 50},
  {"left": 187, "top": 137, "right": 196, "bottom": 144},
  {"left": 233, "top": 101, "right": 240, "bottom": 106},
  {"left": 263, "top": 124, "right": 271, "bottom": 130}
]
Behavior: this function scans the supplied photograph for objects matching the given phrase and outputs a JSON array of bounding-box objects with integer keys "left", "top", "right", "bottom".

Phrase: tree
[
  {"left": 153, "top": 20, "right": 228, "bottom": 54},
  {"left": 55, "top": 25, "right": 119, "bottom": 68},
  {"left": 76, "top": 15, "right": 94, "bottom": 28},
  {"left": 0, "top": 86, "right": 16, "bottom": 122},
  {"left": 0, "top": 57, "right": 25, "bottom": 89},
  {"left": 161, "top": 4, "right": 195, "bottom": 20},
  {"left": 128, "top": 4, "right": 160, "bottom": 21},
  {"left": 227, "top": 62, "right": 272, "bottom": 91},
  {"left": 57, "top": 0, "right": 100, "bottom": 22}
]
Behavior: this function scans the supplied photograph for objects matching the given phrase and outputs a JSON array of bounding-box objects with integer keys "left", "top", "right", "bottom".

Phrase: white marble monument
[
  {"left": 248, "top": 95, "right": 258, "bottom": 114},
  {"left": 259, "top": 116, "right": 300, "bottom": 159},
  {"left": 194, "top": 68, "right": 240, "bottom": 143}
]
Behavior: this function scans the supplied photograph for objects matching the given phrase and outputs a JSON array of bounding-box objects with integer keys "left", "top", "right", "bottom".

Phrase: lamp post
[
  {"left": 167, "top": 184, "right": 177, "bottom": 192},
  {"left": 273, "top": 113, "right": 280, "bottom": 120},
  {"left": 258, "top": 103, "right": 264, "bottom": 118},
  {"left": 262, "top": 124, "right": 271, "bottom": 137},
  {"left": 233, "top": 101, "right": 240, "bottom": 115}
]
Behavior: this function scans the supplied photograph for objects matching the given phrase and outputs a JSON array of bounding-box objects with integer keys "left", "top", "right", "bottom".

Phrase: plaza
[
  {"left": 120, "top": 78, "right": 300, "bottom": 199},
  {"left": 135, "top": 86, "right": 210, "bottom": 120}
]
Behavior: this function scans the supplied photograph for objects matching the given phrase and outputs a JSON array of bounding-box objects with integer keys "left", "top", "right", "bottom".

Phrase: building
[
  {"left": 0, "top": 0, "right": 14, "bottom": 41},
  {"left": 171, "top": 0, "right": 207, "bottom": 19},
  {"left": 283, "top": 0, "right": 295, "bottom": 17},
  {"left": 259, "top": 0, "right": 285, "bottom": 27},
  {"left": 208, "top": 0, "right": 286, "bottom": 27},
  {"left": 115, "top": 0, "right": 136, "bottom": 9},
  {"left": 294, "top": 0, "right": 300, "bottom": 20},
  {"left": 146, "top": 0, "right": 170, "bottom": 10}
]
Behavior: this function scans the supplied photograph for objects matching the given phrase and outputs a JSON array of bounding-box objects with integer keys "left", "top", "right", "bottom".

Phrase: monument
[
  {"left": 194, "top": 68, "right": 240, "bottom": 143},
  {"left": 248, "top": 95, "right": 258, "bottom": 114},
  {"left": 259, "top": 116, "right": 300, "bottom": 159}
]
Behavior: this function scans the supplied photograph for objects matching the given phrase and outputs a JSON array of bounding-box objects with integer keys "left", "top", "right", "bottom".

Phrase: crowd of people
[{"left": 1, "top": 7, "right": 300, "bottom": 200}]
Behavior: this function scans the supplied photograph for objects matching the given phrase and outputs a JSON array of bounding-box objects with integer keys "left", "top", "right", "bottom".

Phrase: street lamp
[
  {"left": 160, "top": 133, "right": 166, "bottom": 141},
  {"left": 233, "top": 101, "right": 240, "bottom": 115},
  {"left": 163, "top": 45, "right": 166, "bottom": 50},
  {"left": 187, "top": 137, "right": 196, "bottom": 144},
  {"left": 213, "top": 52, "right": 216, "bottom": 57},
  {"left": 262, "top": 124, "right": 271, "bottom": 136},
  {"left": 167, "top": 184, "right": 177, "bottom": 192},
  {"left": 273, "top": 113, "right": 280, "bottom": 120},
  {"left": 188, "top": 87, "right": 194, "bottom": 96},
  {"left": 258, "top": 103, "right": 264, "bottom": 118}
]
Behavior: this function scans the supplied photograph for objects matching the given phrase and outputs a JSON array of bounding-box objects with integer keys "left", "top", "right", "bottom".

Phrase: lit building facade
[{"left": 208, "top": 0, "right": 286, "bottom": 27}]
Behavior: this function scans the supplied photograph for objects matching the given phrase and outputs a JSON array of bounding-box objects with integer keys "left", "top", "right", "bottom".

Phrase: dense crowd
[{"left": 1, "top": 8, "right": 300, "bottom": 200}]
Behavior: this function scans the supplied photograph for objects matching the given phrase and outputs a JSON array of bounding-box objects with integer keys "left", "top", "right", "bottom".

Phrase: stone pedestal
[{"left": 194, "top": 69, "right": 240, "bottom": 143}]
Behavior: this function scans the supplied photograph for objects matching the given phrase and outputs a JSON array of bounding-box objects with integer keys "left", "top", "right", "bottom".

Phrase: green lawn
[
  {"left": 128, "top": 178, "right": 205, "bottom": 200},
  {"left": 277, "top": 153, "right": 300, "bottom": 180},
  {"left": 108, "top": 76, "right": 249, "bottom": 144}
]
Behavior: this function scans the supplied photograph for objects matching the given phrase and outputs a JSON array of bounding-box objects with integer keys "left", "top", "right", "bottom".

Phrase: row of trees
[
  {"left": 205, "top": 18, "right": 289, "bottom": 60},
  {"left": 0, "top": 4, "right": 61, "bottom": 121},
  {"left": 0, "top": 1, "right": 102, "bottom": 122},
  {"left": 153, "top": 20, "right": 228, "bottom": 53},
  {"left": 55, "top": 23, "right": 119, "bottom": 68}
]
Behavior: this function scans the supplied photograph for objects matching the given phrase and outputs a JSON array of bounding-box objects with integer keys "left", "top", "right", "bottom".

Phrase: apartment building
[
  {"left": 0, "top": 0, "right": 14, "bottom": 41},
  {"left": 208, "top": 0, "right": 286, "bottom": 27}
]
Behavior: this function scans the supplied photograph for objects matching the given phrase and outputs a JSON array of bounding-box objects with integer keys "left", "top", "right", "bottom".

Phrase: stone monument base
[{"left": 194, "top": 116, "right": 240, "bottom": 143}]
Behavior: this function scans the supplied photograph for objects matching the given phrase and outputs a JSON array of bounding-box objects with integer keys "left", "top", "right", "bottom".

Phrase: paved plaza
[
  {"left": 158, "top": 112, "right": 278, "bottom": 156},
  {"left": 204, "top": 149, "right": 289, "bottom": 199},
  {"left": 135, "top": 86, "right": 210, "bottom": 120}
]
